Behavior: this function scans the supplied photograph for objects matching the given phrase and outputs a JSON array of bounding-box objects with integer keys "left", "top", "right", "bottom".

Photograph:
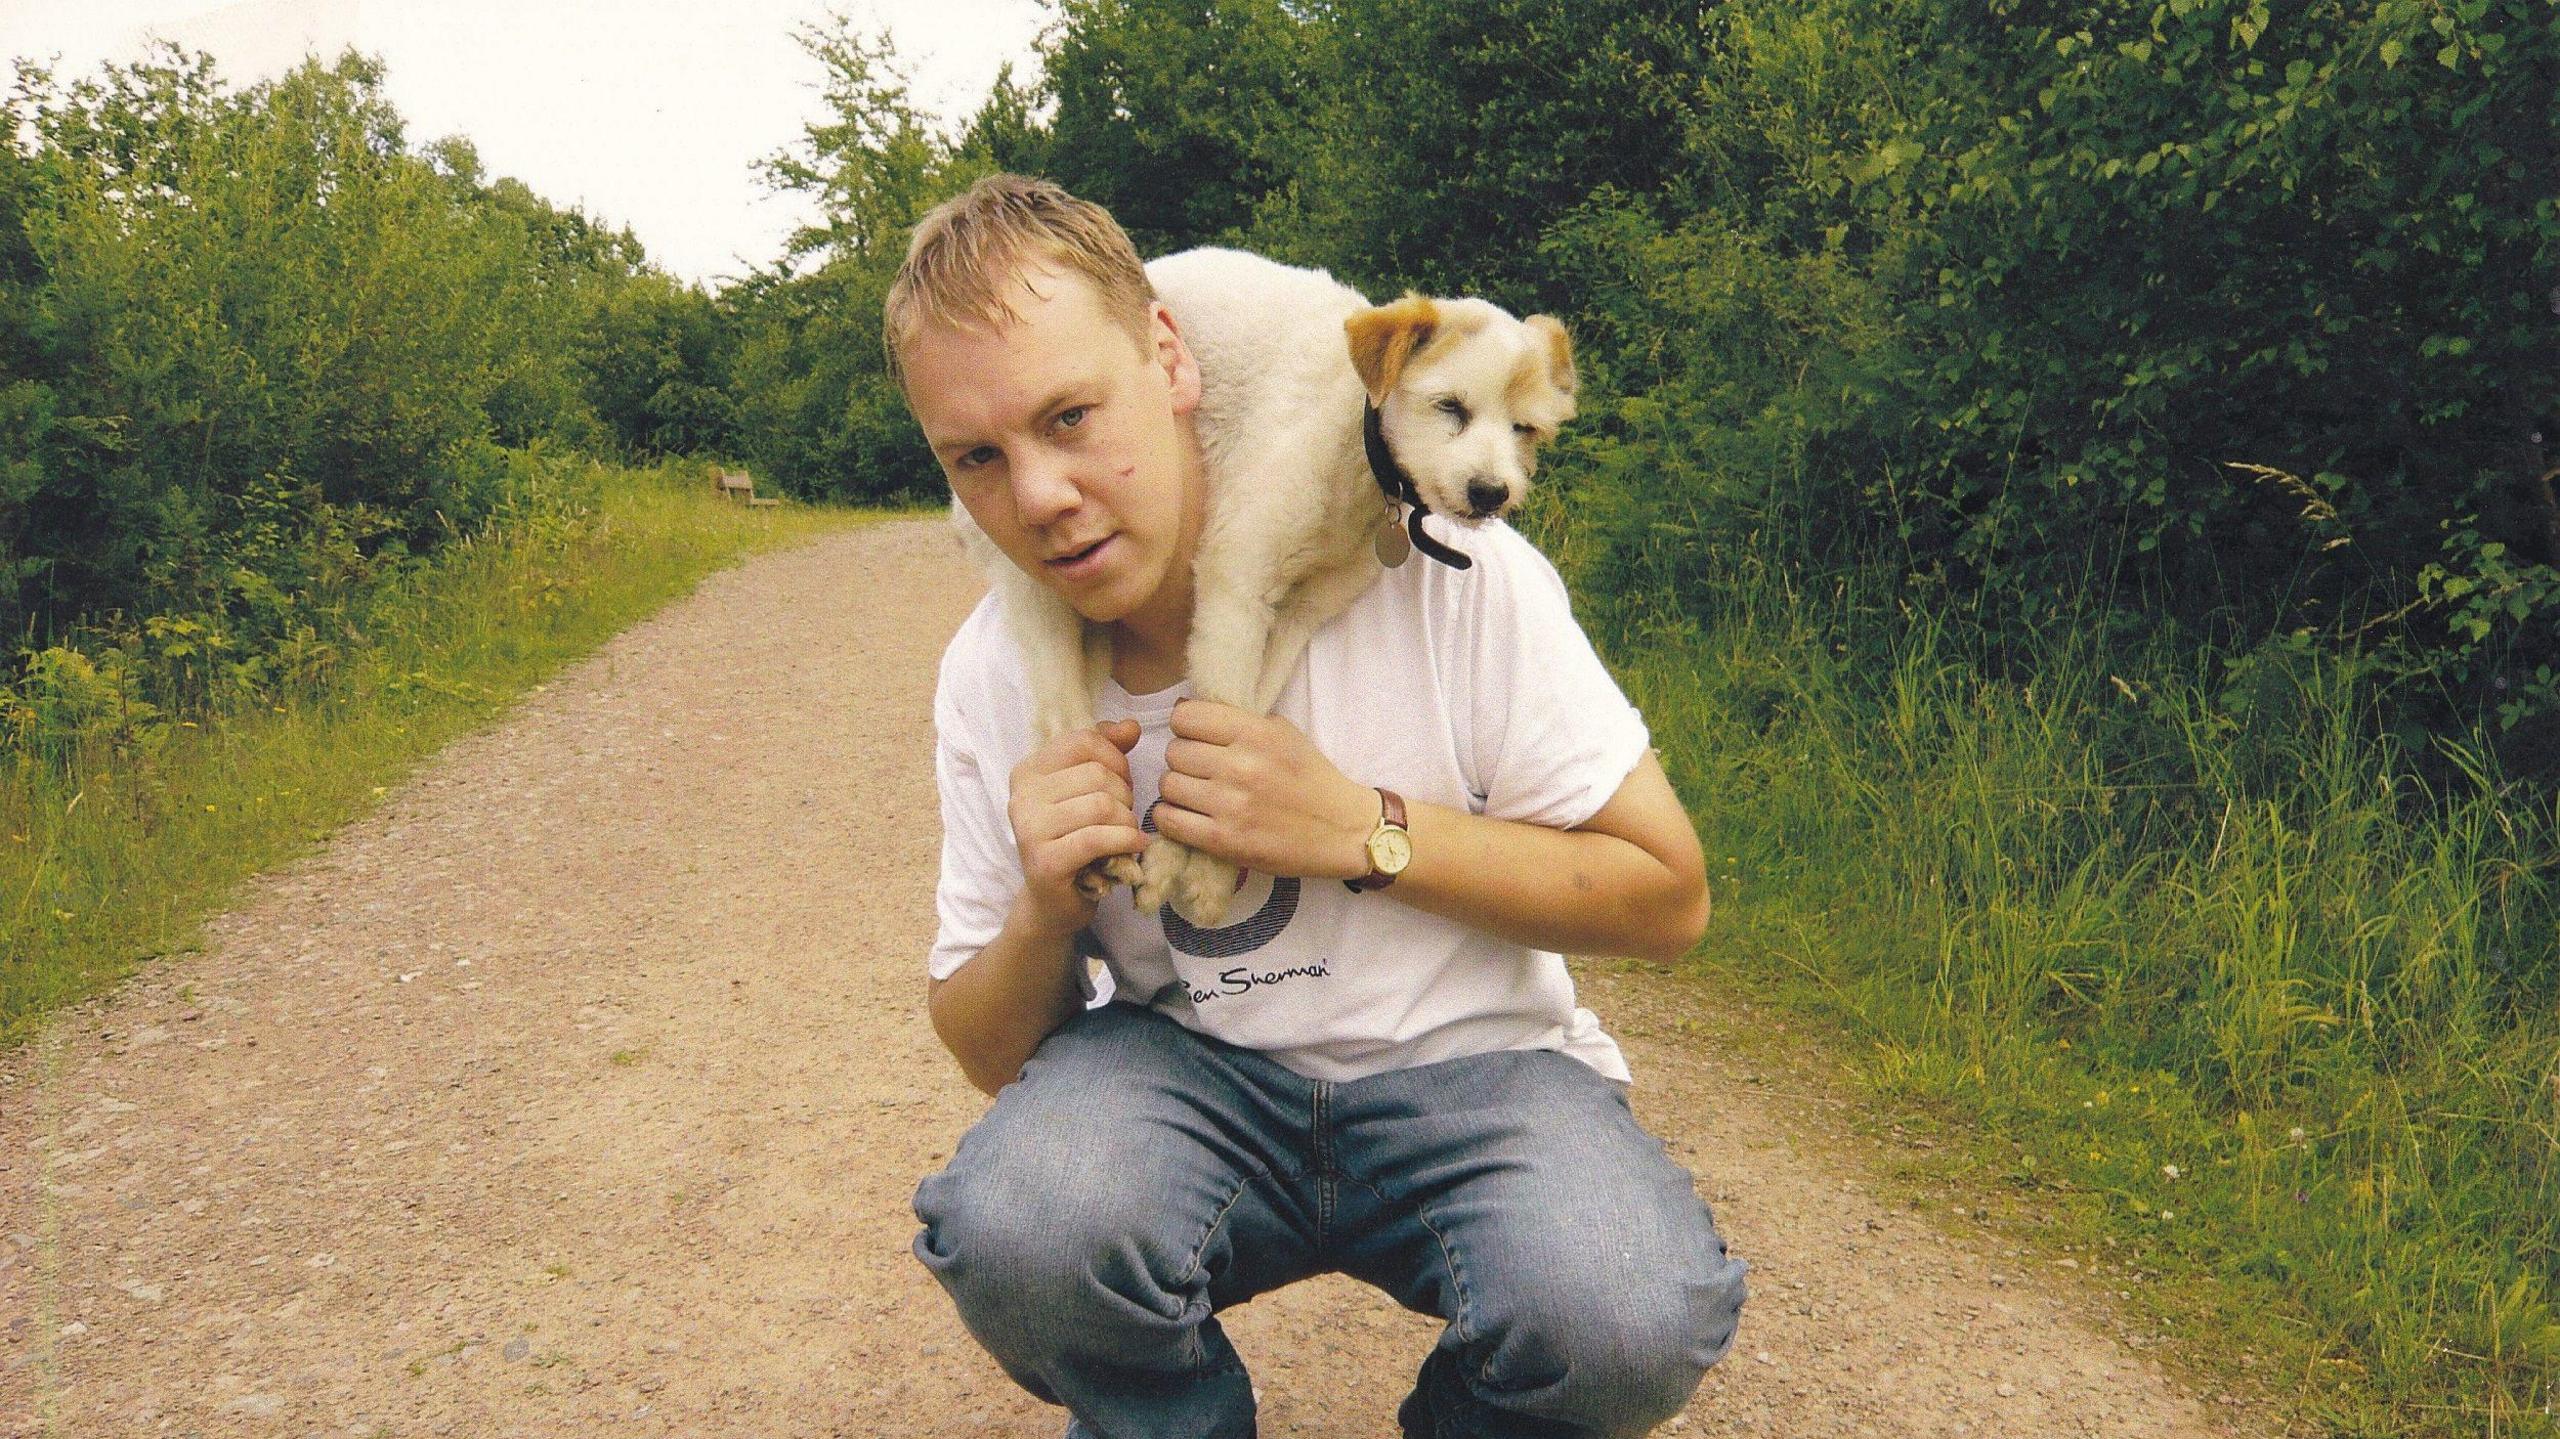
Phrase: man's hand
[
  {"left": 1008, "top": 718, "right": 1148, "bottom": 937},
  {"left": 1153, "top": 699, "right": 1377, "bottom": 881},
  {"left": 1156, "top": 700, "right": 1709, "bottom": 963}
]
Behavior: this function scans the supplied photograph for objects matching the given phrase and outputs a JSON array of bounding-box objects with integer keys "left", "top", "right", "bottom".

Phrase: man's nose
[{"left": 1009, "top": 449, "right": 1082, "bottom": 527}]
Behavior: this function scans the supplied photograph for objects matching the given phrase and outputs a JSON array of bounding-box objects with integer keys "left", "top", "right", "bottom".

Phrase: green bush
[
  {"left": 0, "top": 45, "right": 721, "bottom": 750},
  {"left": 1007, "top": 0, "right": 2560, "bottom": 757}
]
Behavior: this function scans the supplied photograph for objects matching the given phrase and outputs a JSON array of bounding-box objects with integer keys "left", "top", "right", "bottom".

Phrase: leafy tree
[
  {"left": 581, "top": 271, "right": 737, "bottom": 458},
  {"left": 722, "top": 18, "right": 1031, "bottom": 502},
  {"left": 1038, "top": 0, "right": 1321, "bottom": 256},
  {"left": 958, "top": 63, "right": 1051, "bottom": 178},
  {"left": 1267, "top": 0, "right": 1710, "bottom": 302}
]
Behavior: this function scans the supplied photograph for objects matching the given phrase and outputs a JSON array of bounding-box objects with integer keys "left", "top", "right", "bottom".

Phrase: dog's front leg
[
  {"left": 1135, "top": 552, "right": 1279, "bottom": 927},
  {"left": 1003, "top": 571, "right": 1096, "bottom": 739},
  {"left": 995, "top": 570, "right": 1141, "bottom": 898}
]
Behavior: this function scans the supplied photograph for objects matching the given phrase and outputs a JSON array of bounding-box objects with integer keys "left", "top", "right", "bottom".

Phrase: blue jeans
[{"left": 911, "top": 1002, "right": 1749, "bottom": 1438}]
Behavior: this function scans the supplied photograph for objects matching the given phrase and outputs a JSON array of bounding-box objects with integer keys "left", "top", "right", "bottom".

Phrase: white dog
[{"left": 953, "top": 246, "right": 1578, "bottom": 925}]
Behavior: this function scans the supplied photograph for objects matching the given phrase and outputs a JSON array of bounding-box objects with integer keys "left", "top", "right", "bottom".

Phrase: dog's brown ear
[
  {"left": 1345, "top": 295, "right": 1440, "bottom": 408},
  {"left": 1524, "top": 314, "right": 1577, "bottom": 398}
]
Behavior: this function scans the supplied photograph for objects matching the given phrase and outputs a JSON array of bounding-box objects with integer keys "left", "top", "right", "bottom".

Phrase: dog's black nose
[{"left": 1465, "top": 480, "right": 1509, "bottom": 515}]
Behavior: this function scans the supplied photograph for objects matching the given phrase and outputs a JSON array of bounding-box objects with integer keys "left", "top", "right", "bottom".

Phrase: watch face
[{"left": 1369, "top": 826, "right": 1412, "bottom": 875}]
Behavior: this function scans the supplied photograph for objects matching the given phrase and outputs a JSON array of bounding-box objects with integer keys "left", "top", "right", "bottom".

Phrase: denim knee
[
  {"left": 1433, "top": 1227, "right": 1745, "bottom": 1437},
  {"left": 913, "top": 1152, "right": 1220, "bottom": 1377}
]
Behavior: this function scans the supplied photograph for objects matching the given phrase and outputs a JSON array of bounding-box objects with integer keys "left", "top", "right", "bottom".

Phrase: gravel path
[{"left": 0, "top": 517, "right": 2268, "bottom": 1437}]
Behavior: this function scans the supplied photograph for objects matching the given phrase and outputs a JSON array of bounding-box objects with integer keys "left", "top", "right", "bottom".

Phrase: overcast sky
[{"left": 0, "top": 0, "right": 1050, "bottom": 289}]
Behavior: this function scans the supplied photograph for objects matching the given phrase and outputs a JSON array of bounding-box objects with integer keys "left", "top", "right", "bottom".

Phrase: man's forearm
[
  {"left": 1386, "top": 797, "right": 1708, "bottom": 964},
  {"left": 927, "top": 895, "right": 1089, "bottom": 1096},
  {"left": 1153, "top": 702, "right": 1708, "bottom": 963}
]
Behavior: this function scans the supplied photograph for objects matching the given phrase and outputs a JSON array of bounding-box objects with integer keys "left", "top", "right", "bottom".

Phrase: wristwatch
[{"left": 1345, "top": 787, "right": 1412, "bottom": 892}]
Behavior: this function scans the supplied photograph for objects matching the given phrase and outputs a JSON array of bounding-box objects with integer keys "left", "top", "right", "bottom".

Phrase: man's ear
[
  {"left": 1523, "top": 314, "right": 1577, "bottom": 398},
  {"left": 1151, "top": 301, "right": 1203, "bottom": 415},
  {"left": 1344, "top": 295, "right": 1440, "bottom": 408}
]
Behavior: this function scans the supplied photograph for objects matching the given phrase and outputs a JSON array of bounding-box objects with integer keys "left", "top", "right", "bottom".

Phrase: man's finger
[
  {"left": 1157, "top": 768, "right": 1218, "bottom": 815},
  {"left": 1058, "top": 822, "right": 1148, "bottom": 869},
  {"left": 1039, "top": 726, "right": 1131, "bottom": 783},
  {"left": 1030, "top": 760, "right": 1132, "bottom": 812},
  {"left": 1149, "top": 800, "right": 1207, "bottom": 850},
  {"left": 1163, "top": 736, "right": 1221, "bottom": 780},
  {"left": 1021, "top": 790, "right": 1129, "bottom": 845},
  {"left": 1169, "top": 698, "right": 1249, "bottom": 743},
  {"left": 1083, "top": 725, "right": 1137, "bottom": 775}
]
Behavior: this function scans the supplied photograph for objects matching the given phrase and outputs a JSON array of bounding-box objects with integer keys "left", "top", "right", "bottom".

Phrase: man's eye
[
  {"left": 955, "top": 446, "right": 1000, "bottom": 470},
  {"left": 1056, "top": 405, "right": 1089, "bottom": 429}
]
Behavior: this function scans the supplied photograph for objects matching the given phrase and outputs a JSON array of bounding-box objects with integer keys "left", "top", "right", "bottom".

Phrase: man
[{"left": 890, "top": 173, "right": 1748, "bottom": 1438}]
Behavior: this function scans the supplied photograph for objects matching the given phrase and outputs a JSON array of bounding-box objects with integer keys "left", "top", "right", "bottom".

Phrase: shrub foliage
[
  {"left": 0, "top": 46, "right": 728, "bottom": 726},
  {"left": 798, "top": 0, "right": 2560, "bottom": 755}
]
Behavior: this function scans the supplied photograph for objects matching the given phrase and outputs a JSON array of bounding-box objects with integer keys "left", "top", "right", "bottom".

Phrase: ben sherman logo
[
  {"left": 1185, "top": 958, "right": 1332, "bottom": 1005},
  {"left": 1144, "top": 800, "right": 1327, "bottom": 1002}
]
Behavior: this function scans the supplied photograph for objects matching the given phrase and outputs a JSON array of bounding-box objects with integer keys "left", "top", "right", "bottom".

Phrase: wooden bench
[{"left": 713, "top": 468, "right": 781, "bottom": 508}]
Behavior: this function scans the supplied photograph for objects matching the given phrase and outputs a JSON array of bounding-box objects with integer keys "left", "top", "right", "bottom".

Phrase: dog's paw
[
  {"left": 1071, "top": 852, "right": 1144, "bottom": 901},
  {"left": 1134, "top": 835, "right": 1188, "bottom": 915},
  {"left": 1167, "top": 848, "right": 1241, "bottom": 929},
  {"left": 1072, "top": 857, "right": 1116, "bottom": 902}
]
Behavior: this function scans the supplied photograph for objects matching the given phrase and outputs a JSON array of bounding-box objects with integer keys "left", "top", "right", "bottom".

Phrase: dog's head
[{"left": 1344, "top": 294, "right": 1577, "bottom": 523}]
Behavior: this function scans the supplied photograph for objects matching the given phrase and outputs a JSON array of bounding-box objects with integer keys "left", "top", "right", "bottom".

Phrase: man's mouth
[{"left": 1045, "top": 535, "right": 1115, "bottom": 576}]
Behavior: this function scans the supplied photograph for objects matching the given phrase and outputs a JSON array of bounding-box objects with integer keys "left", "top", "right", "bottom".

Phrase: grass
[
  {"left": 1586, "top": 557, "right": 2560, "bottom": 1438},
  {"left": 0, "top": 456, "right": 894, "bottom": 1047}
]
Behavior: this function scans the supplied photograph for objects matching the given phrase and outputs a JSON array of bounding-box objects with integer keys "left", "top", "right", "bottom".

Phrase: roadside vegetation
[
  {"left": 4, "top": 4, "right": 2554, "bottom": 1434},
  {"left": 1588, "top": 549, "right": 2558, "bottom": 1437},
  {"left": 1, "top": 455, "right": 869, "bottom": 1044},
  {"left": 1, "top": 48, "right": 875, "bottom": 1041}
]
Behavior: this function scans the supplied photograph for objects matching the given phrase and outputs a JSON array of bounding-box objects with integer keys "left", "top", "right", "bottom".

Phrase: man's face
[{"left": 903, "top": 263, "right": 1204, "bottom": 634}]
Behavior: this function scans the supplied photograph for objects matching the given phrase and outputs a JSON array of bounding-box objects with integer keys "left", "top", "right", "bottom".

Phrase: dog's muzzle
[{"left": 1362, "top": 402, "right": 1473, "bottom": 571}]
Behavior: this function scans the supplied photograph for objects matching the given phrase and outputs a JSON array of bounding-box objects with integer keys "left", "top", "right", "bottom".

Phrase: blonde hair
[{"left": 883, "top": 174, "right": 1155, "bottom": 387}]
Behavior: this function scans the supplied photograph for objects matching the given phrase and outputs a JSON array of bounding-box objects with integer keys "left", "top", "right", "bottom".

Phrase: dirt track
[{"left": 0, "top": 517, "right": 2268, "bottom": 1437}]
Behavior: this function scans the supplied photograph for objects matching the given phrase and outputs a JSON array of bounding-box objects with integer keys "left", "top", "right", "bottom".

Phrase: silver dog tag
[{"left": 1375, "top": 515, "right": 1412, "bottom": 568}]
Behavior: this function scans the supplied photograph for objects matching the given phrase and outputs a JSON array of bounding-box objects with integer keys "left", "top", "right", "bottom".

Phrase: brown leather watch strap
[{"left": 1346, "top": 788, "right": 1408, "bottom": 892}]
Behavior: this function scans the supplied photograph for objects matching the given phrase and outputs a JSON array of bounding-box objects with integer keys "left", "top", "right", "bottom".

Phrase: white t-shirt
[{"left": 929, "top": 519, "right": 1653, "bottom": 1084}]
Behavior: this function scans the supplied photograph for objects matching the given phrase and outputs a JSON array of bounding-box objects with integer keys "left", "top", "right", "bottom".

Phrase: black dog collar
[{"left": 1361, "top": 402, "right": 1473, "bottom": 571}]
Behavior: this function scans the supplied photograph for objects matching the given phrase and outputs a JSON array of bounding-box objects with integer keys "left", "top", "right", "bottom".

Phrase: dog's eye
[
  {"left": 1434, "top": 397, "right": 1470, "bottom": 427},
  {"left": 1513, "top": 422, "right": 1539, "bottom": 439}
]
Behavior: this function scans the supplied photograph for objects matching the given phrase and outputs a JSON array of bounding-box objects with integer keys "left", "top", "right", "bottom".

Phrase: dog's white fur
[{"left": 952, "top": 246, "right": 1578, "bottom": 925}]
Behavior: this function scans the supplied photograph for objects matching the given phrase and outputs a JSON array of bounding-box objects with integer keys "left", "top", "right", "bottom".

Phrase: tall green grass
[
  {"left": 1, "top": 457, "right": 881, "bottom": 1046},
  {"left": 1596, "top": 561, "right": 2560, "bottom": 1436}
]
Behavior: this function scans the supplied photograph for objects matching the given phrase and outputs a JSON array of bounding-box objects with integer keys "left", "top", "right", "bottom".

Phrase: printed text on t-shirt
[{"left": 1185, "top": 958, "right": 1332, "bottom": 1004}]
